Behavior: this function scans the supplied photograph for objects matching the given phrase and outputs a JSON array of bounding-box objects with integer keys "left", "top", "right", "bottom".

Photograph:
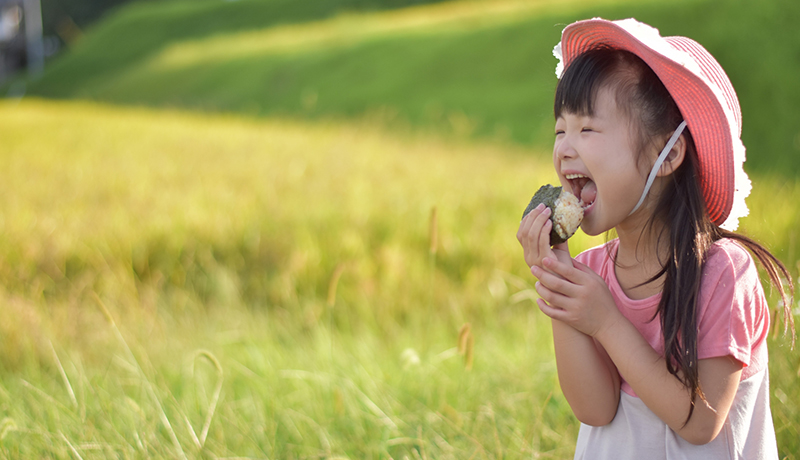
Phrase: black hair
[{"left": 555, "top": 46, "right": 795, "bottom": 425}]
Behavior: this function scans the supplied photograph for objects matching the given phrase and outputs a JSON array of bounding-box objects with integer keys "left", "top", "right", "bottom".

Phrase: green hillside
[
  {"left": 38, "top": 0, "right": 452, "bottom": 40},
  {"left": 18, "top": 0, "right": 800, "bottom": 175},
  {"left": 33, "top": 0, "right": 455, "bottom": 90}
]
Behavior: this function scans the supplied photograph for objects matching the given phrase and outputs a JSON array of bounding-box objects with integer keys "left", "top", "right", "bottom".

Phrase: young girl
[{"left": 516, "top": 18, "right": 795, "bottom": 458}]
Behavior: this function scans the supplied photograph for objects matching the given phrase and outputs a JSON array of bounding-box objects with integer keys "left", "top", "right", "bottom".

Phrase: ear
[{"left": 656, "top": 131, "right": 686, "bottom": 177}]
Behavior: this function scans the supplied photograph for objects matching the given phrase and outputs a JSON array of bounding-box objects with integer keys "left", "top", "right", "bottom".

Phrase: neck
[{"left": 613, "top": 208, "right": 669, "bottom": 299}]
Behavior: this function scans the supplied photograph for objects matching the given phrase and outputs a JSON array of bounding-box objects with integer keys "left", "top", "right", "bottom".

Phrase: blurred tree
[{"left": 40, "top": 0, "right": 130, "bottom": 43}]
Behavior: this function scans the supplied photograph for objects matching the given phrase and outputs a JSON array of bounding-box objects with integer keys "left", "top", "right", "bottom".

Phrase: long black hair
[{"left": 554, "top": 46, "right": 795, "bottom": 424}]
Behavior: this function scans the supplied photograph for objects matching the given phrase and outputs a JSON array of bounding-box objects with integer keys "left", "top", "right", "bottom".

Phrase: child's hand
[
  {"left": 517, "top": 204, "right": 570, "bottom": 271},
  {"left": 531, "top": 256, "right": 622, "bottom": 338}
]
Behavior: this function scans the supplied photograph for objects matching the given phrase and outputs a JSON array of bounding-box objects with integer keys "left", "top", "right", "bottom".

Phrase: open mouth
[{"left": 565, "top": 173, "right": 597, "bottom": 210}]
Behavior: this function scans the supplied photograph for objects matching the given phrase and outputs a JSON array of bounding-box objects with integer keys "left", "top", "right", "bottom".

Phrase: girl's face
[{"left": 553, "top": 86, "right": 651, "bottom": 236}]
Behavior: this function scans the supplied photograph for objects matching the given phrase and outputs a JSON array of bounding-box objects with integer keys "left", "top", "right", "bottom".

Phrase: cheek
[
  {"left": 551, "top": 154, "right": 568, "bottom": 188},
  {"left": 552, "top": 154, "right": 561, "bottom": 180}
]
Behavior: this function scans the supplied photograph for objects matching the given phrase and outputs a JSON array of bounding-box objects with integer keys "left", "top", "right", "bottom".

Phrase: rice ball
[{"left": 522, "top": 184, "right": 584, "bottom": 245}]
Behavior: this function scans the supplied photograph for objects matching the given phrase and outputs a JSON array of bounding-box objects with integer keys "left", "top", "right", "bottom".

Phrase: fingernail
[{"left": 536, "top": 203, "right": 545, "bottom": 211}]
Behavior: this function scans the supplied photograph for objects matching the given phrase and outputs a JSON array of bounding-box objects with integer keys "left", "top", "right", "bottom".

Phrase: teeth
[{"left": 565, "top": 173, "right": 587, "bottom": 179}]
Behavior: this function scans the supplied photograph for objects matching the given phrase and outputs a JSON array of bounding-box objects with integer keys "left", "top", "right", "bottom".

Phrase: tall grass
[
  {"left": 0, "top": 99, "right": 577, "bottom": 458},
  {"left": 1, "top": 99, "right": 797, "bottom": 458}
]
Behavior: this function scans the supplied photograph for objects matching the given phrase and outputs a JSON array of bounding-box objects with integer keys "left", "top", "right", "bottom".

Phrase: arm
[
  {"left": 518, "top": 205, "right": 621, "bottom": 425},
  {"left": 534, "top": 257, "right": 743, "bottom": 444},
  {"left": 552, "top": 320, "right": 621, "bottom": 426},
  {"left": 594, "top": 317, "right": 742, "bottom": 444}
]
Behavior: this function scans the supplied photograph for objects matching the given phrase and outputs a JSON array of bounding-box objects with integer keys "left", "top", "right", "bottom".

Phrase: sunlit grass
[
  {"left": 0, "top": 99, "right": 797, "bottom": 458},
  {"left": 0, "top": 99, "right": 579, "bottom": 458},
  {"left": 149, "top": 0, "right": 655, "bottom": 69}
]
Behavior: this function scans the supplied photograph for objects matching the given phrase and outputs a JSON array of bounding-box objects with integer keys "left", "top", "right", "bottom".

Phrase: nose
[{"left": 554, "top": 134, "right": 576, "bottom": 162}]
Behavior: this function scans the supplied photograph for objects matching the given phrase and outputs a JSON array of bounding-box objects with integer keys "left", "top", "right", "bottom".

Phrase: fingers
[
  {"left": 533, "top": 206, "right": 552, "bottom": 237},
  {"left": 518, "top": 204, "right": 555, "bottom": 269},
  {"left": 536, "top": 295, "right": 570, "bottom": 322},
  {"left": 537, "top": 298, "right": 565, "bottom": 320},
  {"left": 532, "top": 266, "right": 575, "bottom": 299},
  {"left": 542, "top": 255, "right": 578, "bottom": 280},
  {"left": 567, "top": 259, "right": 605, "bottom": 285},
  {"left": 519, "top": 203, "right": 544, "bottom": 228},
  {"left": 518, "top": 205, "right": 547, "bottom": 238},
  {"left": 517, "top": 208, "right": 534, "bottom": 244},
  {"left": 535, "top": 273, "right": 583, "bottom": 324},
  {"left": 571, "top": 259, "right": 596, "bottom": 274},
  {"left": 537, "top": 215, "right": 552, "bottom": 254}
]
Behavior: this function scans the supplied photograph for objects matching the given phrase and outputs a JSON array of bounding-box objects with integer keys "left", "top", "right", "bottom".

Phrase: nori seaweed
[{"left": 521, "top": 184, "right": 569, "bottom": 245}]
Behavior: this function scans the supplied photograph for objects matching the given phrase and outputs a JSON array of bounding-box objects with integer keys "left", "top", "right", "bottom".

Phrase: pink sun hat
[{"left": 553, "top": 18, "right": 750, "bottom": 231}]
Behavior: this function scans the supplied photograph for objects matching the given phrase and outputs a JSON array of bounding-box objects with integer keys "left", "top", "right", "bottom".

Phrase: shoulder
[
  {"left": 704, "top": 238, "right": 757, "bottom": 284},
  {"left": 697, "top": 238, "right": 770, "bottom": 371}
]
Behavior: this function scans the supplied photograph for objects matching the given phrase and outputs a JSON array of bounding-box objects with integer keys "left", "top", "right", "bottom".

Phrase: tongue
[{"left": 580, "top": 180, "right": 597, "bottom": 206}]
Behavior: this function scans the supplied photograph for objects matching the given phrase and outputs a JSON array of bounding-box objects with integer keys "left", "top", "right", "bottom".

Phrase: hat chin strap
[{"left": 629, "top": 121, "right": 687, "bottom": 216}]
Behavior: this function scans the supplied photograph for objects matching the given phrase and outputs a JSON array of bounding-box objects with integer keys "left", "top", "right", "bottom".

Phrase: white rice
[{"left": 553, "top": 190, "right": 584, "bottom": 240}]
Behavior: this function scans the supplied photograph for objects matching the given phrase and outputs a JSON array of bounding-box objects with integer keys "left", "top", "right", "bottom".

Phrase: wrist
[
  {"left": 593, "top": 310, "right": 626, "bottom": 343},
  {"left": 552, "top": 318, "right": 594, "bottom": 346}
]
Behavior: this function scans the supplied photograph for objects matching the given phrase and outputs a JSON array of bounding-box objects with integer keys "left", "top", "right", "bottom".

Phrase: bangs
[{"left": 554, "top": 46, "right": 632, "bottom": 119}]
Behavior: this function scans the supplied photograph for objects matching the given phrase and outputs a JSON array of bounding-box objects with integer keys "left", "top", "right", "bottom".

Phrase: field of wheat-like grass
[{"left": 0, "top": 99, "right": 796, "bottom": 459}]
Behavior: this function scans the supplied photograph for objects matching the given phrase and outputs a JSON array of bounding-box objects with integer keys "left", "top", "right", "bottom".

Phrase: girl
[{"left": 516, "top": 18, "right": 795, "bottom": 459}]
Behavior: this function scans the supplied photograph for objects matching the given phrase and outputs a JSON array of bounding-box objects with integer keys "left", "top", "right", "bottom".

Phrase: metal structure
[{"left": 0, "top": 0, "right": 42, "bottom": 82}]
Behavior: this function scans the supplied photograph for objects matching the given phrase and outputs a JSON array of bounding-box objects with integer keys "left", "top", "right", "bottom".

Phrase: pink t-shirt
[
  {"left": 574, "top": 238, "right": 770, "bottom": 396},
  {"left": 572, "top": 238, "right": 778, "bottom": 459}
]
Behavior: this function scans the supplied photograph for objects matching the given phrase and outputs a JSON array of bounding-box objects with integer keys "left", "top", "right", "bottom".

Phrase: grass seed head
[
  {"left": 457, "top": 323, "right": 471, "bottom": 354},
  {"left": 429, "top": 206, "right": 438, "bottom": 255},
  {"left": 327, "top": 263, "right": 346, "bottom": 308},
  {"left": 465, "top": 333, "right": 474, "bottom": 371}
]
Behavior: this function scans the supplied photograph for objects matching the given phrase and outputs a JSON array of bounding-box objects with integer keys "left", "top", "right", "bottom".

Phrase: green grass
[
  {"left": 17, "top": 0, "right": 800, "bottom": 175},
  {"left": 34, "top": 0, "right": 454, "bottom": 86},
  {"left": 0, "top": 99, "right": 797, "bottom": 459},
  {"left": 0, "top": 98, "right": 578, "bottom": 458}
]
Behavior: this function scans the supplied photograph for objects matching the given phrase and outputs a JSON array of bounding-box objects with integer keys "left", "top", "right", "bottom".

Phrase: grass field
[{"left": 0, "top": 99, "right": 797, "bottom": 459}]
